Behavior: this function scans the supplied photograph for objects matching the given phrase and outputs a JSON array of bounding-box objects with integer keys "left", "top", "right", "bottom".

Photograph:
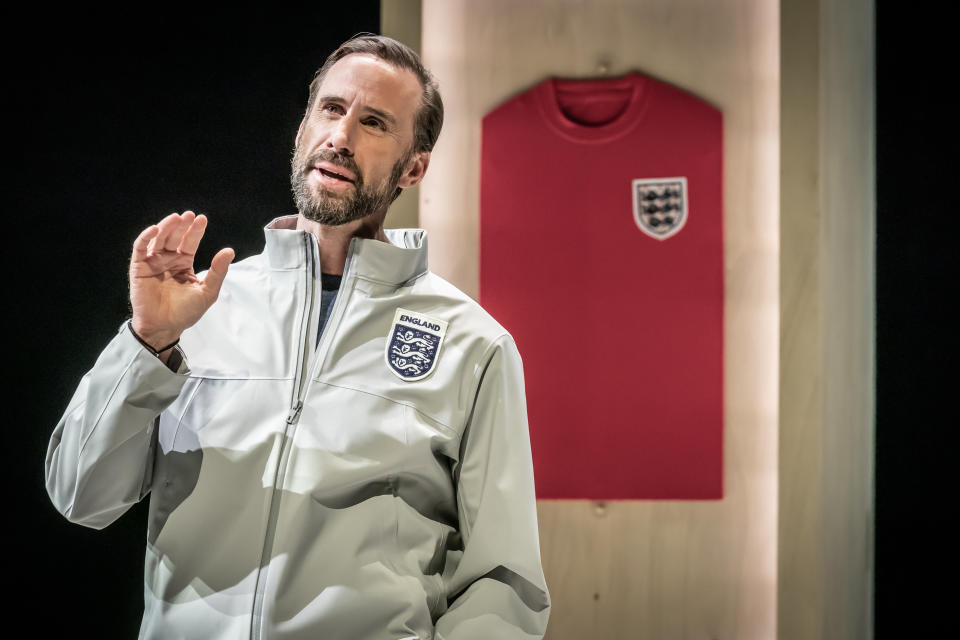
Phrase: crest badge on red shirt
[{"left": 632, "top": 177, "right": 688, "bottom": 240}]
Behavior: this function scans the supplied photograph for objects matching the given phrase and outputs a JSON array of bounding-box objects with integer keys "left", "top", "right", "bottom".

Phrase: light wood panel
[
  {"left": 380, "top": 0, "right": 422, "bottom": 230},
  {"left": 419, "top": 1, "right": 779, "bottom": 638},
  {"left": 778, "top": 0, "right": 823, "bottom": 635},
  {"left": 819, "top": 1, "right": 874, "bottom": 634},
  {"left": 778, "top": 0, "right": 875, "bottom": 638}
]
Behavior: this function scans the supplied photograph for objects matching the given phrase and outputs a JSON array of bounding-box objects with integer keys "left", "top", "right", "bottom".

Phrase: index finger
[{"left": 178, "top": 214, "right": 209, "bottom": 256}]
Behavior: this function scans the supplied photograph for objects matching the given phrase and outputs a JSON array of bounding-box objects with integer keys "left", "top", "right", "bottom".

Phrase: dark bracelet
[{"left": 128, "top": 322, "right": 180, "bottom": 356}]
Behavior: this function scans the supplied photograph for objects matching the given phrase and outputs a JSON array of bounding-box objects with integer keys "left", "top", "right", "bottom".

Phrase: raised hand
[{"left": 129, "top": 211, "right": 235, "bottom": 352}]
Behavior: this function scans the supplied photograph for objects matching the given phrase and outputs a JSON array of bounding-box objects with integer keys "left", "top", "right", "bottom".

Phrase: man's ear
[
  {"left": 398, "top": 151, "right": 431, "bottom": 189},
  {"left": 295, "top": 118, "right": 305, "bottom": 146}
]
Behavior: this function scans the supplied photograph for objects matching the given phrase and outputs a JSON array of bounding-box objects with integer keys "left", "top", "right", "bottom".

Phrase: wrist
[{"left": 129, "top": 320, "right": 181, "bottom": 355}]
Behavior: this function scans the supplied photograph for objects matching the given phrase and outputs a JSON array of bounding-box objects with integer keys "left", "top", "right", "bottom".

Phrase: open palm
[{"left": 129, "top": 211, "right": 234, "bottom": 349}]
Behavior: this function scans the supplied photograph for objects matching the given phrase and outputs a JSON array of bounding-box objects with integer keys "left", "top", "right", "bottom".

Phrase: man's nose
[{"left": 326, "top": 115, "right": 356, "bottom": 156}]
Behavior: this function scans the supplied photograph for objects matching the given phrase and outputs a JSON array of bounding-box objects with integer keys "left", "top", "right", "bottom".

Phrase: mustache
[{"left": 302, "top": 149, "right": 363, "bottom": 185}]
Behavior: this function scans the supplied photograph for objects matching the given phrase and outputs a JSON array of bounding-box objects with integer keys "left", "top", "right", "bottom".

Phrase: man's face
[{"left": 290, "top": 54, "right": 423, "bottom": 226}]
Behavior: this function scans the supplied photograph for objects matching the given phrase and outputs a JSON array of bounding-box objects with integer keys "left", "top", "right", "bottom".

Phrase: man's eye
[
  {"left": 364, "top": 118, "right": 385, "bottom": 130},
  {"left": 322, "top": 104, "right": 343, "bottom": 114}
]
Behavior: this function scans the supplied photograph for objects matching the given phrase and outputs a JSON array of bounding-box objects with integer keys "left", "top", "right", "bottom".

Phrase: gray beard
[{"left": 290, "top": 148, "right": 408, "bottom": 226}]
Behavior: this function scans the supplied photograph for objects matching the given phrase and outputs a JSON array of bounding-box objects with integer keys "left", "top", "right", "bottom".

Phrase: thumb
[{"left": 201, "top": 247, "right": 236, "bottom": 298}]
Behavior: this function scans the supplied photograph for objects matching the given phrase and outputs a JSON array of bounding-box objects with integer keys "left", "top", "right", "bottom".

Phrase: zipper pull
[{"left": 286, "top": 400, "right": 304, "bottom": 425}]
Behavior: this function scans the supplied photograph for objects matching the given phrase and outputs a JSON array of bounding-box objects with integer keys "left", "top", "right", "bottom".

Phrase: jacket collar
[{"left": 262, "top": 215, "right": 429, "bottom": 285}]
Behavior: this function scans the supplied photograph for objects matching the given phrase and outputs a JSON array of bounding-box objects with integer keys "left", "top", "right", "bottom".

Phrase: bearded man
[{"left": 45, "top": 35, "right": 550, "bottom": 640}]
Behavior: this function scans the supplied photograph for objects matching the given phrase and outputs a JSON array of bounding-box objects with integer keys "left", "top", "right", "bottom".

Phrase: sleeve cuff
[{"left": 120, "top": 320, "right": 190, "bottom": 375}]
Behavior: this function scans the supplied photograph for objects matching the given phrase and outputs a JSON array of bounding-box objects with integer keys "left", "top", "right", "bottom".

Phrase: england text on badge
[
  {"left": 632, "top": 176, "right": 688, "bottom": 240},
  {"left": 385, "top": 308, "right": 448, "bottom": 381}
]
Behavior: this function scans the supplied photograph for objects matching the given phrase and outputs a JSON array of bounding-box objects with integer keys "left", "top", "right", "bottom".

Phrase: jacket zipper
[
  {"left": 249, "top": 232, "right": 317, "bottom": 639},
  {"left": 249, "top": 234, "right": 357, "bottom": 639}
]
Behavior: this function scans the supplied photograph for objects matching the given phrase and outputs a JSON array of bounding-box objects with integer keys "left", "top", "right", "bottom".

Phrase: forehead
[{"left": 318, "top": 54, "right": 421, "bottom": 119}]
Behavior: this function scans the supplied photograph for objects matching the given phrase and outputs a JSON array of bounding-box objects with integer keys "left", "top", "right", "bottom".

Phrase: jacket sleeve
[
  {"left": 45, "top": 321, "right": 190, "bottom": 529},
  {"left": 435, "top": 335, "right": 551, "bottom": 639}
]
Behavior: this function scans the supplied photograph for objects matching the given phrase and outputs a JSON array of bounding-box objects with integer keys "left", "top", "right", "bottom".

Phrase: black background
[
  {"left": 4, "top": 2, "right": 951, "bottom": 637},
  {"left": 7, "top": 4, "right": 379, "bottom": 636},
  {"left": 875, "top": 0, "right": 952, "bottom": 636}
]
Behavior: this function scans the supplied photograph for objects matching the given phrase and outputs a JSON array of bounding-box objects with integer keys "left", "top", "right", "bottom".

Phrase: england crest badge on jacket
[{"left": 385, "top": 308, "right": 448, "bottom": 381}]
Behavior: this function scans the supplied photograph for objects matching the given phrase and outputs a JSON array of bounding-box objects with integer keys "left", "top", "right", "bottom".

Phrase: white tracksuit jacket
[{"left": 45, "top": 215, "right": 550, "bottom": 639}]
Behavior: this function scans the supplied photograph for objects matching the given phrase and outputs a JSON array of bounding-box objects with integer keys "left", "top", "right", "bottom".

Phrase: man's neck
[{"left": 295, "top": 210, "right": 390, "bottom": 275}]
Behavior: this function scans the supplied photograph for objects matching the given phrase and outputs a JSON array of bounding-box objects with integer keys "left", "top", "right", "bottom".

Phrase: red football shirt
[{"left": 480, "top": 73, "right": 723, "bottom": 499}]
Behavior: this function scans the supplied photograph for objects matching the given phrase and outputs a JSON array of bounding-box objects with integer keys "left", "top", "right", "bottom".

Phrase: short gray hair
[{"left": 306, "top": 34, "right": 443, "bottom": 154}]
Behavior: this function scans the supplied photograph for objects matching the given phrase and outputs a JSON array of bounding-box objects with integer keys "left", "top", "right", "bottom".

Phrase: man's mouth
[{"left": 313, "top": 162, "right": 356, "bottom": 183}]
